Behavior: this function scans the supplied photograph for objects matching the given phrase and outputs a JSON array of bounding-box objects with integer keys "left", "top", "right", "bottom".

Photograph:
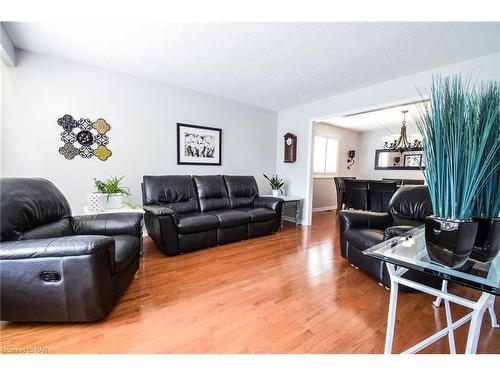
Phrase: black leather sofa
[
  {"left": 142, "top": 175, "right": 284, "bottom": 256},
  {"left": 338, "top": 185, "right": 440, "bottom": 288},
  {"left": 0, "top": 177, "right": 143, "bottom": 322}
]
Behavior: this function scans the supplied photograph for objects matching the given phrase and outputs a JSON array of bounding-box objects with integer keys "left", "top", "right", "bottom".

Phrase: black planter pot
[
  {"left": 425, "top": 216, "right": 478, "bottom": 268},
  {"left": 470, "top": 217, "right": 500, "bottom": 263}
]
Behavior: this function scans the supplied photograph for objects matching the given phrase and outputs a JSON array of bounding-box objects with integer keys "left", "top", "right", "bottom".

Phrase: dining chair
[
  {"left": 382, "top": 178, "right": 402, "bottom": 186},
  {"left": 402, "top": 179, "right": 424, "bottom": 185},
  {"left": 368, "top": 180, "right": 397, "bottom": 212},
  {"left": 344, "top": 179, "right": 369, "bottom": 211},
  {"left": 334, "top": 177, "right": 346, "bottom": 214}
]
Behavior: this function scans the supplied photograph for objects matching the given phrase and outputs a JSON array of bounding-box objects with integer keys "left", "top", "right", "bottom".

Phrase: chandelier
[{"left": 383, "top": 110, "right": 422, "bottom": 152}]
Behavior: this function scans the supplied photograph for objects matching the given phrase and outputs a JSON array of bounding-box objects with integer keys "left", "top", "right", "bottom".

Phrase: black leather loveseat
[
  {"left": 338, "top": 185, "right": 440, "bottom": 288},
  {"left": 0, "top": 177, "right": 143, "bottom": 322},
  {"left": 142, "top": 175, "right": 284, "bottom": 256}
]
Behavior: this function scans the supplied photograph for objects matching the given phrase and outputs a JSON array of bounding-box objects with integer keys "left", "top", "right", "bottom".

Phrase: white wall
[
  {"left": 311, "top": 122, "right": 359, "bottom": 210},
  {"left": 356, "top": 125, "right": 425, "bottom": 180},
  {"left": 1, "top": 51, "right": 278, "bottom": 213},
  {"left": 276, "top": 53, "right": 500, "bottom": 225},
  {"left": 312, "top": 179, "right": 335, "bottom": 210}
]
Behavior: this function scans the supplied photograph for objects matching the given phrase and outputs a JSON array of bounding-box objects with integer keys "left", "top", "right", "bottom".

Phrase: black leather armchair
[
  {"left": 339, "top": 185, "right": 441, "bottom": 288},
  {"left": 142, "top": 175, "right": 283, "bottom": 256},
  {"left": 0, "top": 177, "right": 143, "bottom": 322}
]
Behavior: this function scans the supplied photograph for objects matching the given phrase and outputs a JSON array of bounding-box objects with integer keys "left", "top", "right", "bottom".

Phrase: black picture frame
[
  {"left": 177, "top": 123, "right": 222, "bottom": 166},
  {"left": 404, "top": 153, "right": 422, "bottom": 167}
]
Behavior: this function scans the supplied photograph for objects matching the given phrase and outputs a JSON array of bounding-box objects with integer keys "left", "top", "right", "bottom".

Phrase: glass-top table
[
  {"left": 363, "top": 226, "right": 499, "bottom": 354},
  {"left": 364, "top": 226, "right": 500, "bottom": 296}
]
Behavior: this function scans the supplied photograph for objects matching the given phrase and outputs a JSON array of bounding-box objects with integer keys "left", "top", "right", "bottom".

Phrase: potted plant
[
  {"left": 94, "top": 176, "right": 131, "bottom": 210},
  {"left": 471, "top": 82, "right": 500, "bottom": 262},
  {"left": 472, "top": 175, "right": 500, "bottom": 263},
  {"left": 263, "top": 174, "right": 284, "bottom": 197},
  {"left": 416, "top": 76, "right": 500, "bottom": 268}
]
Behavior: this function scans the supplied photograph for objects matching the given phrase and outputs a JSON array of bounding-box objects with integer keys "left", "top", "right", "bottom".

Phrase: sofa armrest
[
  {"left": 0, "top": 235, "right": 115, "bottom": 260},
  {"left": 383, "top": 225, "right": 416, "bottom": 241},
  {"left": 338, "top": 210, "right": 393, "bottom": 231},
  {"left": 71, "top": 213, "right": 143, "bottom": 237},
  {"left": 143, "top": 205, "right": 178, "bottom": 224},
  {"left": 253, "top": 196, "right": 284, "bottom": 211},
  {"left": 253, "top": 196, "right": 284, "bottom": 232}
]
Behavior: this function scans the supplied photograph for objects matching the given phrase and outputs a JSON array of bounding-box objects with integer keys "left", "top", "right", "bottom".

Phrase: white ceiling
[
  {"left": 4, "top": 22, "right": 500, "bottom": 110},
  {"left": 320, "top": 101, "right": 428, "bottom": 133}
]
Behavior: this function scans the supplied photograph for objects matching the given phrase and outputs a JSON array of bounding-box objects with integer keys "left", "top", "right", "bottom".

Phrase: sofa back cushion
[
  {"left": 389, "top": 185, "right": 432, "bottom": 226},
  {"left": 1, "top": 177, "right": 73, "bottom": 241},
  {"left": 223, "top": 175, "right": 259, "bottom": 208},
  {"left": 193, "top": 175, "right": 230, "bottom": 212},
  {"left": 142, "top": 175, "right": 199, "bottom": 213}
]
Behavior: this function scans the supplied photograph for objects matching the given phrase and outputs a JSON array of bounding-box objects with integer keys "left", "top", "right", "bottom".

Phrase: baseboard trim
[{"left": 312, "top": 205, "right": 337, "bottom": 212}]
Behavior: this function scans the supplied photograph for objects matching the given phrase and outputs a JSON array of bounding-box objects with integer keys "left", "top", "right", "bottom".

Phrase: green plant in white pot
[
  {"left": 94, "top": 176, "right": 131, "bottom": 210},
  {"left": 416, "top": 76, "right": 500, "bottom": 268},
  {"left": 263, "top": 174, "right": 284, "bottom": 197}
]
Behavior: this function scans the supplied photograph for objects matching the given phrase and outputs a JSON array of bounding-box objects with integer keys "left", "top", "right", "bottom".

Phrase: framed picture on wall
[
  {"left": 403, "top": 153, "right": 422, "bottom": 167},
  {"left": 177, "top": 123, "right": 222, "bottom": 165}
]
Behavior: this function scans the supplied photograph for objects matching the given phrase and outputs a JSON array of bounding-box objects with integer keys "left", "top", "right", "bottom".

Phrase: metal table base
[{"left": 384, "top": 263, "right": 499, "bottom": 354}]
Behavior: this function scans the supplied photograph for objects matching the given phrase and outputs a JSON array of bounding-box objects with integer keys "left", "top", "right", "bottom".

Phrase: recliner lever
[{"left": 40, "top": 271, "right": 61, "bottom": 283}]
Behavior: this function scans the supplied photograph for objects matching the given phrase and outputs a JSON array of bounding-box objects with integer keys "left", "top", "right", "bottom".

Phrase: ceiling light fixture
[{"left": 383, "top": 110, "right": 422, "bottom": 153}]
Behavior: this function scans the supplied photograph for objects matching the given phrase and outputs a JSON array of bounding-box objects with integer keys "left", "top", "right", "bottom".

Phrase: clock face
[{"left": 286, "top": 138, "right": 293, "bottom": 146}]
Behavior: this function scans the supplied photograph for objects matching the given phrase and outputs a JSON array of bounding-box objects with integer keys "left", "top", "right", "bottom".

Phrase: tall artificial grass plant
[
  {"left": 472, "top": 82, "right": 500, "bottom": 219},
  {"left": 415, "top": 76, "right": 500, "bottom": 221}
]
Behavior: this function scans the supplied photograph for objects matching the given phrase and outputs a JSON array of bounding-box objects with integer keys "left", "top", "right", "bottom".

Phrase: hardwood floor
[{"left": 1, "top": 211, "right": 499, "bottom": 354}]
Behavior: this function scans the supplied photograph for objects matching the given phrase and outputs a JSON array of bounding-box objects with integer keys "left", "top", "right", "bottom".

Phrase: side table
[{"left": 261, "top": 195, "right": 302, "bottom": 227}]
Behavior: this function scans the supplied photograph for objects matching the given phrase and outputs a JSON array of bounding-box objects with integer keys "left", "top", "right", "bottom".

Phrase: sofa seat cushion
[
  {"left": 111, "top": 235, "right": 140, "bottom": 275},
  {"left": 344, "top": 228, "right": 384, "bottom": 251},
  {"left": 206, "top": 209, "right": 250, "bottom": 228},
  {"left": 236, "top": 207, "right": 276, "bottom": 223},
  {"left": 176, "top": 212, "right": 219, "bottom": 234}
]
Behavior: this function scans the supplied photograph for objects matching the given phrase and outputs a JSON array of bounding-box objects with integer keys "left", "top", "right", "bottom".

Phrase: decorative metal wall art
[{"left": 58, "top": 115, "right": 112, "bottom": 161}]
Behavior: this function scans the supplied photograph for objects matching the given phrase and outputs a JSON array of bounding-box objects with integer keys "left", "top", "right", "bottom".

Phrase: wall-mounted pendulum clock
[{"left": 284, "top": 133, "right": 297, "bottom": 163}]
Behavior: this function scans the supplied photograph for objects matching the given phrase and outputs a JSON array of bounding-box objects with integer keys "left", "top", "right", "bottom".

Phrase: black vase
[
  {"left": 425, "top": 216, "right": 478, "bottom": 268},
  {"left": 470, "top": 217, "right": 500, "bottom": 263}
]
